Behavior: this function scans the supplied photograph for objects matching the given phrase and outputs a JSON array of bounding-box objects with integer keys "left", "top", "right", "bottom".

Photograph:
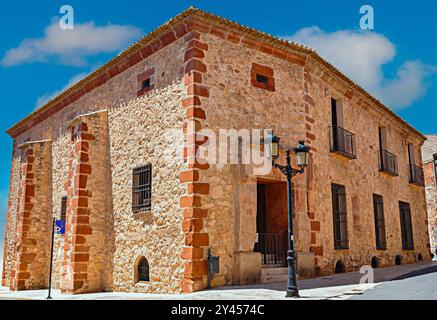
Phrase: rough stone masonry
[{"left": 1, "top": 7, "right": 432, "bottom": 294}]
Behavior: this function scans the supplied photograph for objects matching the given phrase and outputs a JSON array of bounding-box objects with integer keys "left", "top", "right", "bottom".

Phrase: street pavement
[{"left": 0, "top": 261, "right": 436, "bottom": 300}]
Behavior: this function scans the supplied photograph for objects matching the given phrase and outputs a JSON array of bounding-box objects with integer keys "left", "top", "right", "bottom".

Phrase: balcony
[
  {"left": 379, "top": 150, "right": 398, "bottom": 176},
  {"left": 408, "top": 164, "right": 424, "bottom": 186},
  {"left": 329, "top": 126, "right": 357, "bottom": 159}
]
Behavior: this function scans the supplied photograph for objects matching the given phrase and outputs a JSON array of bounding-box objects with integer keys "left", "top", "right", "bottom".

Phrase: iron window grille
[
  {"left": 329, "top": 126, "right": 357, "bottom": 159},
  {"left": 256, "top": 74, "right": 269, "bottom": 85},
  {"left": 378, "top": 149, "right": 398, "bottom": 176},
  {"left": 373, "top": 194, "right": 387, "bottom": 250},
  {"left": 408, "top": 164, "right": 424, "bottom": 186},
  {"left": 399, "top": 201, "right": 414, "bottom": 250},
  {"left": 60, "top": 196, "right": 67, "bottom": 222},
  {"left": 332, "top": 184, "right": 349, "bottom": 250},
  {"left": 137, "top": 257, "right": 150, "bottom": 282},
  {"left": 132, "top": 165, "right": 152, "bottom": 213}
]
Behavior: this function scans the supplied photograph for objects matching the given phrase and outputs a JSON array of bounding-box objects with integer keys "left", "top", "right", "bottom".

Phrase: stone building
[
  {"left": 422, "top": 135, "right": 437, "bottom": 254},
  {"left": 1, "top": 7, "right": 431, "bottom": 294}
]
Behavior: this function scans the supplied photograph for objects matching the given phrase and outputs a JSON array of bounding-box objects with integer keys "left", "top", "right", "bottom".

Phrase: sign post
[
  {"left": 46, "top": 218, "right": 65, "bottom": 299},
  {"left": 46, "top": 218, "right": 55, "bottom": 300}
]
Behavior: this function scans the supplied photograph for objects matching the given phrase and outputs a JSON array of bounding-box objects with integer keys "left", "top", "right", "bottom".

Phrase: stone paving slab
[{"left": 0, "top": 261, "right": 435, "bottom": 300}]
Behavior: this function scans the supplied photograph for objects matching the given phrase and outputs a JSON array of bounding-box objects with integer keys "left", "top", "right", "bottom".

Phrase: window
[
  {"left": 332, "top": 184, "right": 348, "bottom": 250},
  {"left": 250, "top": 63, "right": 275, "bottom": 91},
  {"left": 132, "top": 165, "right": 152, "bottom": 212},
  {"left": 408, "top": 144, "right": 424, "bottom": 185},
  {"left": 142, "top": 78, "right": 151, "bottom": 89},
  {"left": 60, "top": 196, "right": 67, "bottom": 222},
  {"left": 137, "top": 67, "right": 155, "bottom": 97},
  {"left": 399, "top": 201, "right": 414, "bottom": 250},
  {"left": 334, "top": 260, "right": 345, "bottom": 273},
  {"left": 137, "top": 257, "right": 150, "bottom": 282},
  {"left": 330, "top": 97, "right": 356, "bottom": 158},
  {"left": 373, "top": 194, "right": 387, "bottom": 250},
  {"left": 256, "top": 74, "right": 269, "bottom": 86},
  {"left": 378, "top": 127, "right": 398, "bottom": 175}
]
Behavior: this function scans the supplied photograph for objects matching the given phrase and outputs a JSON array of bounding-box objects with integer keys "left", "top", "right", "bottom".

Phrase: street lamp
[{"left": 264, "top": 133, "right": 310, "bottom": 298}]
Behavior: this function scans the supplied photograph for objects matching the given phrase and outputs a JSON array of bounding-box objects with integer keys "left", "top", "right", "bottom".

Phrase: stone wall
[
  {"left": 3, "top": 33, "right": 188, "bottom": 293},
  {"left": 2, "top": 13, "right": 431, "bottom": 294},
  {"left": 196, "top": 24, "right": 430, "bottom": 285},
  {"left": 304, "top": 57, "right": 430, "bottom": 274},
  {"left": 198, "top": 31, "right": 309, "bottom": 285}
]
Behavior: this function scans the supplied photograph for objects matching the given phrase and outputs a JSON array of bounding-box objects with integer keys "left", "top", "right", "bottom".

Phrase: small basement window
[
  {"left": 132, "top": 164, "right": 152, "bottom": 212},
  {"left": 137, "top": 257, "right": 150, "bottom": 282}
]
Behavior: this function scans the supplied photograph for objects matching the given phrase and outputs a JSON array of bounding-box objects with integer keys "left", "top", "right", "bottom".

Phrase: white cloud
[
  {"left": 35, "top": 72, "right": 88, "bottom": 108},
  {"left": 286, "top": 27, "right": 437, "bottom": 110},
  {"left": 1, "top": 20, "right": 142, "bottom": 67}
]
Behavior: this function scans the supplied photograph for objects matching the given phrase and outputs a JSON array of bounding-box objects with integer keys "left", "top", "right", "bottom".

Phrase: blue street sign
[{"left": 55, "top": 220, "right": 65, "bottom": 235}]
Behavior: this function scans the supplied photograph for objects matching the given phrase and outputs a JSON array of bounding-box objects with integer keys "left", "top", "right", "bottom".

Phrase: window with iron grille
[
  {"left": 132, "top": 165, "right": 152, "bottom": 212},
  {"left": 256, "top": 74, "right": 269, "bottom": 85},
  {"left": 137, "top": 257, "right": 150, "bottom": 282},
  {"left": 373, "top": 194, "right": 387, "bottom": 250},
  {"left": 332, "top": 184, "right": 348, "bottom": 250},
  {"left": 60, "top": 196, "right": 67, "bottom": 222},
  {"left": 399, "top": 201, "right": 414, "bottom": 250}
]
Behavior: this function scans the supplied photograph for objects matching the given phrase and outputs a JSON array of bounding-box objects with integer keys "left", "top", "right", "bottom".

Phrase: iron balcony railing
[
  {"left": 329, "top": 126, "right": 357, "bottom": 159},
  {"left": 254, "top": 232, "right": 288, "bottom": 266},
  {"left": 408, "top": 164, "right": 424, "bottom": 186},
  {"left": 379, "top": 149, "right": 398, "bottom": 176}
]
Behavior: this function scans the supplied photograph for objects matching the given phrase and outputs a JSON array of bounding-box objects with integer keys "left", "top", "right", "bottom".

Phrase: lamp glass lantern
[
  {"left": 294, "top": 140, "right": 310, "bottom": 168},
  {"left": 266, "top": 132, "right": 280, "bottom": 161}
]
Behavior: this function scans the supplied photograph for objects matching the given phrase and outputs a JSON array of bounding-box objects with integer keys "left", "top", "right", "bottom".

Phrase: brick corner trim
[
  {"left": 9, "top": 140, "right": 52, "bottom": 291},
  {"left": 179, "top": 31, "right": 211, "bottom": 293},
  {"left": 61, "top": 110, "right": 109, "bottom": 294}
]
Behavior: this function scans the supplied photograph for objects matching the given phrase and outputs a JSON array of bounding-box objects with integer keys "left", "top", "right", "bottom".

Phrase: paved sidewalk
[{"left": 0, "top": 261, "right": 435, "bottom": 300}]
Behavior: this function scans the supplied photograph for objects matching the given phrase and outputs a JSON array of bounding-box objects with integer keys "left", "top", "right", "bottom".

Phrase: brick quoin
[
  {"left": 9, "top": 141, "right": 52, "bottom": 291},
  {"left": 180, "top": 31, "right": 211, "bottom": 293},
  {"left": 62, "top": 120, "right": 94, "bottom": 294}
]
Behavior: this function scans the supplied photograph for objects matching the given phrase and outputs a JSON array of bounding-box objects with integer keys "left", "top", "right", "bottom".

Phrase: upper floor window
[
  {"left": 332, "top": 184, "right": 348, "bottom": 250},
  {"left": 142, "top": 78, "right": 151, "bottom": 90},
  {"left": 250, "top": 63, "right": 275, "bottom": 91},
  {"left": 378, "top": 127, "right": 398, "bottom": 176},
  {"left": 132, "top": 165, "right": 152, "bottom": 213},
  {"left": 399, "top": 201, "right": 414, "bottom": 250},
  {"left": 408, "top": 143, "right": 424, "bottom": 186},
  {"left": 329, "top": 98, "right": 356, "bottom": 159},
  {"left": 137, "top": 67, "right": 155, "bottom": 97},
  {"left": 373, "top": 194, "right": 387, "bottom": 250}
]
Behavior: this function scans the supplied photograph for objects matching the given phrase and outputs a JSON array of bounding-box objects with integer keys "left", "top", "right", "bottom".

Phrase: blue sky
[{"left": 0, "top": 0, "right": 436, "bottom": 266}]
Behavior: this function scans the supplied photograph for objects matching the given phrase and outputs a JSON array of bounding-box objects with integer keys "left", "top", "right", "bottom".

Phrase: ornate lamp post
[{"left": 265, "top": 133, "right": 310, "bottom": 298}]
